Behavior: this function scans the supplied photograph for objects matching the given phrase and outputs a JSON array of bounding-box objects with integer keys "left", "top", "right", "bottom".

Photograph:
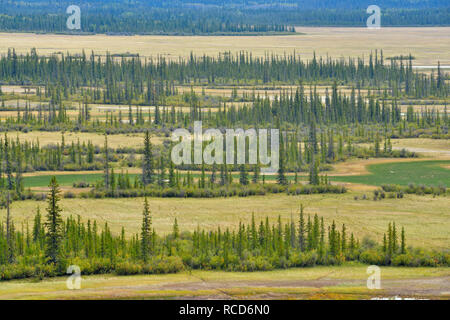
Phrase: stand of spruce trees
[{"left": 0, "top": 181, "right": 448, "bottom": 281}]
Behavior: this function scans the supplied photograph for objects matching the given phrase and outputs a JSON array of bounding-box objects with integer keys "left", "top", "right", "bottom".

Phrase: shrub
[
  {"left": 64, "top": 191, "right": 76, "bottom": 198},
  {"left": 359, "top": 250, "right": 385, "bottom": 265}
]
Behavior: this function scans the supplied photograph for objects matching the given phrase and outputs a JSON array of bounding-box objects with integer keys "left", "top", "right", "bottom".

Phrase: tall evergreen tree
[
  {"left": 6, "top": 192, "right": 15, "bottom": 264},
  {"left": 103, "top": 134, "right": 110, "bottom": 189},
  {"left": 239, "top": 164, "right": 249, "bottom": 185},
  {"left": 298, "top": 204, "right": 306, "bottom": 252},
  {"left": 45, "top": 177, "right": 63, "bottom": 264},
  {"left": 142, "top": 130, "right": 155, "bottom": 185},
  {"left": 277, "top": 128, "right": 288, "bottom": 185},
  {"left": 141, "top": 197, "right": 152, "bottom": 262}
]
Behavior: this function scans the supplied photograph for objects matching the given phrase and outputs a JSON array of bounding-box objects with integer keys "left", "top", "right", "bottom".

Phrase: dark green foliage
[
  {"left": 141, "top": 197, "right": 151, "bottom": 262},
  {"left": 1, "top": 197, "right": 447, "bottom": 281},
  {"left": 0, "top": 1, "right": 448, "bottom": 36},
  {"left": 239, "top": 165, "right": 249, "bottom": 186},
  {"left": 142, "top": 131, "right": 155, "bottom": 186},
  {"left": 44, "top": 177, "right": 63, "bottom": 264}
]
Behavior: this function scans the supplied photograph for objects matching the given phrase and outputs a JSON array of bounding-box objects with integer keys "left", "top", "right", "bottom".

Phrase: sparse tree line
[
  {"left": 0, "top": 49, "right": 446, "bottom": 201},
  {"left": 75, "top": 131, "right": 347, "bottom": 200},
  {"left": 93, "top": 128, "right": 408, "bottom": 199},
  {"left": 0, "top": 181, "right": 448, "bottom": 281},
  {"left": 353, "top": 183, "right": 449, "bottom": 201},
  {"left": 0, "top": 50, "right": 447, "bottom": 142},
  {"left": 0, "top": 50, "right": 447, "bottom": 98},
  {"left": 0, "top": 122, "right": 424, "bottom": 203},
  {"left": 380, "top": 184, "right": 448, "bottom": 197},
  {"left": 0, "top": 133, "right": 108, "bottom": 201},
  {"left": 1, "top": 89, "right": 448, "bottom": 141}
]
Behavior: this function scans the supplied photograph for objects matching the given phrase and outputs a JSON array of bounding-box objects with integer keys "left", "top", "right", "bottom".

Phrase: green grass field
[
  {"left": 24, "top": 173, "right": 116, "bottom": 188},
  {"left": 23, "top": 172, "right": 304, "bottom": 188},
  {"left": 23, "top": 160, "right": 450, "bottom": 188},
  {"left": 333, "top": 160, "right": 450, "bottom": 187}
]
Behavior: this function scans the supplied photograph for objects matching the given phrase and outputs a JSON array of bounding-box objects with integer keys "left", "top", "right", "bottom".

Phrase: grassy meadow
[
  {"left": 21, "top": 159, "right": 450, "bottom": 188},
  {"left": 2, "top": 192, "right": 449, "bottom": 250},
  {"left": 0, "top": 28, "right": 449, "bottom": 66},
  {"left": 0, "top": 265, "right": 448, "bottom": 300},
  {"left": 333, "top": 160, "right": 450, "bottom": 187},
  {"left": 5, "top": 131, "right": 165, "bottom": 149}
]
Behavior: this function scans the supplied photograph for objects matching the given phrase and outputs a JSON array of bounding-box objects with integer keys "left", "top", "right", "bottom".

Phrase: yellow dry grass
[
  {"left": 328, "top": 157, "right": 433, "bottom": 176},
  {"left": 398, "top": 104, "right": 449, "bottom": 113},
  {"left": 1, "top": 193, "right": 449, "bottom": 249},
  {"left": 0, "top": 28, "right": 449, "bottom": 65},
  {"left": 0, "top": 266, "right": 448, "bottom": 300},
  {"left": 391, "top": 139, "right": 450, "bottom": 159},
  {"left": 5, "top": 131, "right": 165, "bottom": 148}
]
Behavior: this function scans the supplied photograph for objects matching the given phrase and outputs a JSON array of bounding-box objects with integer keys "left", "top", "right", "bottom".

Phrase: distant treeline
[
  {"left": 3, "top": 0, "right": 448, "bottom": 12},
  {"left": 0, "top": 1, "right": 448, "bottom": 35},
  {"left": 0, "top": 12, "right": 294, "bottom": 35}
]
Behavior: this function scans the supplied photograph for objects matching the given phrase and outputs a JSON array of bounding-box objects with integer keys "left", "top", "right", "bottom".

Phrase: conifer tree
[
  {"left": 200, "top": 163, "right": 206, "bottom": 188},
  {"left": 158, "top": 157, "right": 166, "bottom": 188},
  {"left": 5, "top": 134, "right": 13, "bottom": 190},
  {"left": 392, "top": 222, "right": 398, "bottom": 253},
  {"left": 210, "top": 163, "right": 217, "bottom": 186},
  {"left": 341, "top": 224, "right": 347, "bottom": 255},
  {"left": 141, "top": 197, "right": 151, "bottom": 262},
  {"left": 32, "top": 206, "right": 43, "bottom": 245},
  {"left": 277, "top": 129, "right": 288, "bottom": 185},
  {"left": 15, "top": 148, "right": 24, "bottom": 195},
  {"left": 298, "top": 205, "right": 306, "bottom": 252},
  {"left": 142, "top": 130, "right": 155, "bottom": 185},
  {"left": 309, "top": 155, "right": 320, "bottom": 185},
  {"left": 401, "top": 227, "right": 406, "bottom": 254},
  {"left": 239, "top": 164, "right": 249, "bottom": 185},
  {"left": 103, "top": 134, "right": 110, "bottom": 189},
  {"left": 173, "top": 218, "right": 179, "bottom": 239},
  {"left": 252, "top": 164, "right": 259, "bottom": 184},
  {"left": 45, "top": 177, "right": 63, "bottom": 264},
  {"left": 6, "top": 192, "right": 15, "bottom": 264},
  {"left": 374, "top": 132, "right": 381, "bottom": 157},
  {"left": 168, "top": 160, "right": 176, "bottom": 188}
]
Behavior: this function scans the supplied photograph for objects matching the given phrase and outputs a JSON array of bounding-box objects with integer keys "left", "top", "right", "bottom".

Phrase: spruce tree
[
  {"left": 173, "top": 218, "right": 179, "bottom": 239},
  {"left": 252, "top": 164, "right": 259, "bottom": 184},
  {"left": 239, "top": 164, "right": 249, "bottom": 185},
  {"left": 141, "top": 197, "right": 151, "bottom": 262},
  {"left": 158, "top": 157, "right": 166, "bottom": 188},
  {"left": 298, "top": 204, "right": 306, "bottom": 252},
  {"left": 142, "top": 130, "right": 154, "bottom": 185},
  {"left": 309, "top": 155, "right": 320, "bottom": 185},
  {"left": 5, "top": 134, "right": 13, "bottom": 190},
  {"left": 45, "top": 177, "right": 63, "bottom": 264},
  {"left": 103, "top": 134, "right": 110, "bottom": 189},
  {"left": 392, "top": 222, "right": 398, "bottom": 254},
  {"left": 401, "top": 227, "right": 406, "bottom": 254},
  {"left": 210, "top": 163, "right": 217, "bottom": 186},
  {"left": 168, "top": 160, "right": 176, "bottom": 188},
  {"left": 6, "top": 192, "right": 15, "bottom": 264},
  {"left": 277, "top": 128, "right": 288, "bottom": 185}
]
